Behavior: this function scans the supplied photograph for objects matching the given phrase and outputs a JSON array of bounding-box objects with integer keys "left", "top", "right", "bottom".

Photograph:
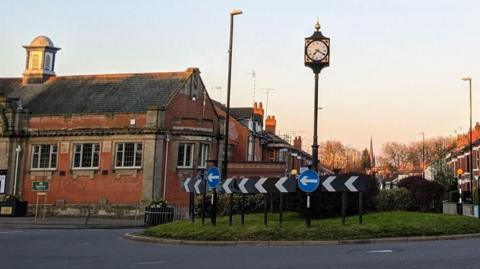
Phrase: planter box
[{"left": 0, "top": 201, "right": 28, "bottom": 217}]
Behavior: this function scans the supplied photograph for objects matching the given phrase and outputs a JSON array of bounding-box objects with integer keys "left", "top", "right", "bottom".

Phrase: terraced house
[{"left": 0, "top": 36, "right": 222, "bottom": 215}]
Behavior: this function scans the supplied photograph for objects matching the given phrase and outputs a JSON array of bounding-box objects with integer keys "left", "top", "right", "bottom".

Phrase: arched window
[
  {"left": 44, "top": 54, "right": 51, "bottom": 71},
  {"left": 31, "top": 54, "right": 40, "bottom": 69}
]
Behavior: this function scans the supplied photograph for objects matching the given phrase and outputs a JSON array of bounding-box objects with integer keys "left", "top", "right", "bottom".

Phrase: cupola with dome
[{"left": 22, "top": 35, "right": 61, "bottom": 84}]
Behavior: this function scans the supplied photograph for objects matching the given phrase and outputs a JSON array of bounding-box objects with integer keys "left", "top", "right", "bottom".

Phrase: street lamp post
[
  {"left": 462, "top": 77, "right": 476, "bottom": 212},
  {"left": 224, "top": 9, "right": 243, "bottom": 226}
]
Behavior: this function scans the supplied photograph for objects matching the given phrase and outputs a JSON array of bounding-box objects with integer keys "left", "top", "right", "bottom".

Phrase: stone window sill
[
  {"left": 112, "top": 168, "right": 141, "bottom": 179},
  {"left": 71, "top": 169, "right": 97, "bottom": 179},
  {"left": 29, "top": 170, "right": 56, "bottom": 180}
]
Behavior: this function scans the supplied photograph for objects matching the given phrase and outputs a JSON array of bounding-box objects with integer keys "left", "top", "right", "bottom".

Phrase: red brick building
[
  {"left": 0, "top": 36, "right": 222, "bottom": 214},
  {"left": 446, "top": 123, "right": 480, "bottom": 194},
  {"left": 0, "top": 36, "right": 330, "bottom": 216}
]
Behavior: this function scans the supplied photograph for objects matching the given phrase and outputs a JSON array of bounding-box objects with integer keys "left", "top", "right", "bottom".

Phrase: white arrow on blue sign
[
  {"left": 207, "top": 166, "right": 221, "bottom": 188},
  {"left": 297, "top": 169, "right": 320, "bottom": 193}
]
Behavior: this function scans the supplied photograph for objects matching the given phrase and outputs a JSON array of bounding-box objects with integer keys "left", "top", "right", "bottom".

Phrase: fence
[
  {"left": 442, "top": 201, "right": 479, "bottom": 218},
  {"left": 144, "top": 204, "right": 189, "bottom": 226},
  {"left": 442, "top": 202, "right": 459, "bottom": 215}
]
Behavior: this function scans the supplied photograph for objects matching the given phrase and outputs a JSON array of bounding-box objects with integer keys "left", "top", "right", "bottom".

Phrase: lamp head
[
  {"left": 462, "top": 77, "right": 472, "bottom": 81},
  {"left": 231, "top": 9, "right": 243, "bottom": 16}
]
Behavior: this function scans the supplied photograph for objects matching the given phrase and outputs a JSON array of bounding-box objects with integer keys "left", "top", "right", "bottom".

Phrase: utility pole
[{"left": 420, "top": 132, "right": 425, "bottom": 179}]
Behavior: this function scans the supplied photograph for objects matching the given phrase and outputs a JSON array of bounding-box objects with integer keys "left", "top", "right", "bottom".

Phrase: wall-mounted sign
[
  {"left": 32, "top": 181, "right": 50, "bottom": 191},
  {"left": 0, "top": 170, "right": 6, "bottom": 194}
]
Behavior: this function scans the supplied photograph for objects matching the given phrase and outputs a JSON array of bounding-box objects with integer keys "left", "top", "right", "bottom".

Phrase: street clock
[{"left": 304, "top": 21, "right": 330, "bottom": 73}]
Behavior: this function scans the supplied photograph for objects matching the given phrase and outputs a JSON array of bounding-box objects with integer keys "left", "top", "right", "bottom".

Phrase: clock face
[{"left": 306, "top": 40, "right": 328, "bottom": 61}]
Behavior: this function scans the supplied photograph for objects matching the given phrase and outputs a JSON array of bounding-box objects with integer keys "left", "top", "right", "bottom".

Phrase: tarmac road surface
[{"left": 1, "top": 228, "right": 480, "bottom": 269}]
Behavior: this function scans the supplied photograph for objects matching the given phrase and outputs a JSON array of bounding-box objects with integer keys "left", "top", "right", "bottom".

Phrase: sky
[{"left": 1, "top": 0, "right": 480, "bottom": 154}]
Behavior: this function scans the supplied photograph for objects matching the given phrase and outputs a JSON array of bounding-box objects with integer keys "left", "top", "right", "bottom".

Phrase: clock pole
[
  {"left": 312, "top": 71, "right": 319, "bottom": 172},
  {"left": 304, "top": 19, "right": 330, "bottom": 228}
]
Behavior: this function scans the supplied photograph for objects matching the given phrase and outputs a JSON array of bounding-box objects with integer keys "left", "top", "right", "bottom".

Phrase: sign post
[
  {"left": 241, "top": 193, "right": 245, "bottom": 225},
  {"left": 298, "top": 170, "right": 320, "bottom": 228},
  {"left": 201, "top": 171, "right": 207, "bottom": 225},
  {"left": 182, "top": 175, "right": 296, "bottom": 226},
  {"left": 207, "top": 167, "right": 221, "bottom": 226},
  {"left": 279, "top": 191, "right": 284, "bottom": 225},
  {"left": 189, "top": 192, "right": 195, "bottom": 223},
  {"left": 359, "top": 192, "right": 363, "bottom": 224},
  {"left": 321, "top": 175, "right": 366, "bottom": 224}
]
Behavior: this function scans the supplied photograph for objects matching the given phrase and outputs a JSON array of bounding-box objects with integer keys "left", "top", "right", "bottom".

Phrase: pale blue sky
[{"left": 1, "top": 0, "right": 479, "bottom": 152}]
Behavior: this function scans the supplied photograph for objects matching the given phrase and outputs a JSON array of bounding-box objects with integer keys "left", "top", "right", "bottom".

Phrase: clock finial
[{"left": 315, "top": 17, "right": 321, "bottom": 31}]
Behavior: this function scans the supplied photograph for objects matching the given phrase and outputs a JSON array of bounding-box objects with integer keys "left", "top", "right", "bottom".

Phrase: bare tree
[
  {"left": 382, "top": 142, "right": 408, "bottom": 172},
  {"left": 320, "top": 140, "right": 346, "bottom": 170}
]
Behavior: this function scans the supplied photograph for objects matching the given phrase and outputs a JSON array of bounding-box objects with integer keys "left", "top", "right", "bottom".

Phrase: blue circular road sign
[
  {"left": 297, "top": 169, "right": 320, "bottom": 193},
  {"left": 207, "top": 166, "right": 221, "bottom": 188}
]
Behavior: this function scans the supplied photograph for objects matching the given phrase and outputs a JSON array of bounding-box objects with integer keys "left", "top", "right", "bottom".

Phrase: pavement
[
  {"left": 2, "top": 228, "right": 480, "bottom": 269},
  {"left": 0, "top": 216, "right": 146, "bottom": 229}
]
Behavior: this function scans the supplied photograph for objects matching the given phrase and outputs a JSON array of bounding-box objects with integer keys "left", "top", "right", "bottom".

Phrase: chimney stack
[
  {"left": 253, "top": 101, "right": 264, "bottom": 117},
  {"left": 293, "top": 136, "right": 302, "bottom": 150},
  {"left": 265, "top": 115, "right": 276, "bottom": 134}
]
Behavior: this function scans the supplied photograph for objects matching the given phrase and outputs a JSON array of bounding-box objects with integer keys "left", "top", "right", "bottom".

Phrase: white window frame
[
  {"left": 31, "top": 144, "right": 57, "bottom": 170},
  {"left": 44, "top": 53, "right": 52, "bottom": 71},
  {"left": 198, "top": 143, "right": 210, "bottom": 169},
  {"left": 114, "top": 142, "right": 143, "bottom": 169},
  {"left": 177, "top": 143, "right": 194, "bottom": 169},
  {"left": 72, "top": 143, "right": 100, "bottom": 169}
]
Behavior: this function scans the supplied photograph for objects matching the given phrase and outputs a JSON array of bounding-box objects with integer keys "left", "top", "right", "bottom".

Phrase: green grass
[{"left": 143, "top": 211, "right": 480, "bottom": 241}]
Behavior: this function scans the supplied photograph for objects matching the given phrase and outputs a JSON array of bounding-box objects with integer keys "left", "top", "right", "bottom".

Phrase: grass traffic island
[{"left": 143, "top": 211, "right": 480, "bottom": 241}]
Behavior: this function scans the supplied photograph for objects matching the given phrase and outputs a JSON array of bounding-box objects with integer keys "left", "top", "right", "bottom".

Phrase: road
[{"left": 1, "top": 228, "right": 480, "bottom": 269}]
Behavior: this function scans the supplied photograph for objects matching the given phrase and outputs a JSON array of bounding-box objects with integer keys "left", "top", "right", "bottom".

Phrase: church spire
[{"left": 370, "top": 136, "right": 376, "bottom": 168}]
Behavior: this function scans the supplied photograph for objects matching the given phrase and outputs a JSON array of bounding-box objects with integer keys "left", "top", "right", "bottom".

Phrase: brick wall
[{"left": 21, "top": 135, "right": 147, "bottom": 206}]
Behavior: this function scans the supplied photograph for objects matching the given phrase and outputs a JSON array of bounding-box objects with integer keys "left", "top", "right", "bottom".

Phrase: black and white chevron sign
[
  {"left": 234, "top": 176, "right": 296, "bottom": 193},
  {"left": 183, "top": 177, "right": 205, "bottom": 194},
  {"left": 320, "top": 175, "right": 365, "bottom": 192},
  {"left": 182, "top": 176, "right": 296, "bottom": 194}
]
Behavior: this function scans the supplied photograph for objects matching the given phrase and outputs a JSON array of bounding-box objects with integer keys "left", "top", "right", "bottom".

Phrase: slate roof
[
  {"left": 0, "top": 71, "right": 192, "bottom": 115},
  {"left": 230, "top": 107, "right": 253, "bottom": 121},
  {"left": 265, "top": 132, "right": 290, "bottom": 145}
]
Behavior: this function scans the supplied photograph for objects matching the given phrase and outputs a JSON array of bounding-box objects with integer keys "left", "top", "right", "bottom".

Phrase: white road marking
[
  {"left": 134, "top": 260, "right": 166, "bottom": 265},
  {"left": 366, "top": 249, "right": 393, "bottom": 253},
  {"left": 0, "top": 231, "right": 23, "bottom": 234}
]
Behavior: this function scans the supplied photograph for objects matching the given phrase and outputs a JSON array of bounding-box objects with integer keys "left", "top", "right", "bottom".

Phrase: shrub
[
  {"left": 375, "top": 188, "right": 415, "bottom": 211},
  {"left": 194, "top": 193, "right": 266, "bottom": 217},
  {"left": 3, "top": 195, "right": 21, "bottom": 202},
  {"left": 397, "top": 176, "right": 445, "bottom": 212},
  {"left": 285, "top": 172, "right": 379, "bottom": 218},
  {"left": 148, "top": 199, "right": 170, "bottom": 208}
]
